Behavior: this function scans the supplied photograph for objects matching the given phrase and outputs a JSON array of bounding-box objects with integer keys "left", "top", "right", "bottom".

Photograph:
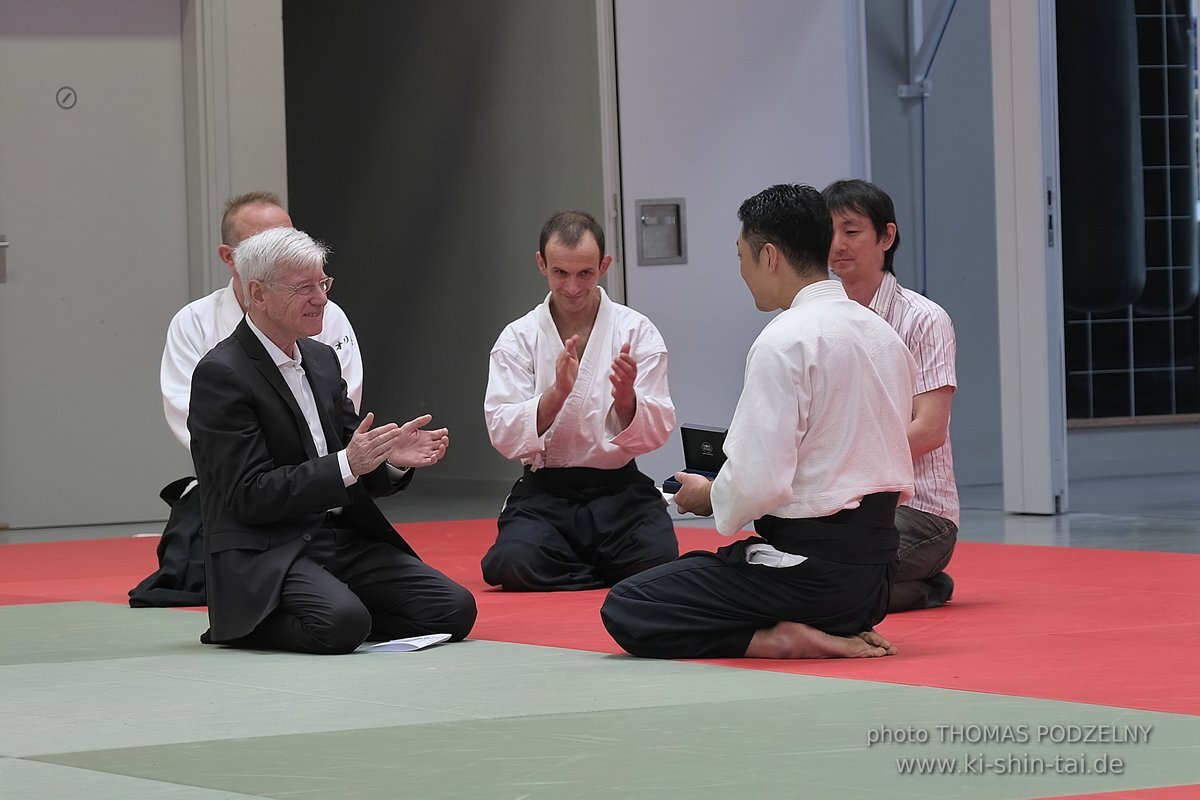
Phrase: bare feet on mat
[
  {"left": 856, "top": 629, "right": 897, "bottom": 655},
  {"left": 744, "top": 621, "right": 897, "bottom": 659}
]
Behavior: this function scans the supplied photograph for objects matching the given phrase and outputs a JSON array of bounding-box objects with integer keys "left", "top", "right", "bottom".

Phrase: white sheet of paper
[{"left": 368, "top": 633, "right": 452, "bottom": 653}]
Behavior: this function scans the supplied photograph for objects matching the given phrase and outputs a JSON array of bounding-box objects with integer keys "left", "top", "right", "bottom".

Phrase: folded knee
[
  {"left": 599, "top": 587, "right": 653, "bottom": 657},
  {"left": 307, "top": 603, "right": 372, "bottom": 655},
  {"left": 439, "top": 585, "right": 478, "bottom": 641},
  {"left": 481, "top": 542, "right": 551, "bottom": 591}
]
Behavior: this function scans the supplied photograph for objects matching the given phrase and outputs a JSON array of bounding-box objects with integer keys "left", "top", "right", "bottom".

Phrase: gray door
[{"left": 0, "top": 1, "right": 192, "bottom": 528}]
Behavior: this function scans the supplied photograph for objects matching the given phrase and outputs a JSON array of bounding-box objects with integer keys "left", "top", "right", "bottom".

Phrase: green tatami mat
[
  {"left": 27, "top": 690, "right": 1200, "bottom": 800},
  {"left": 3, "top": 602, "right": 1197, "bottom": 799},
  {"left": 0, "top": 601, "right": 207, "bottom": 666},
  {"left": 0, "top": 757, "right": 260, "bottom": 800}
]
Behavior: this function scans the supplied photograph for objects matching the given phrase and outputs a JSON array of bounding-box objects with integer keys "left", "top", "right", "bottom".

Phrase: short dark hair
[
  {"left": 221, "top": 191, "right": 285, "bottom": 247},
  {"left": 737, "top": 184, "right": 832, "bottom": 277},
  {"left": 822, "top": 179, "right": 900, "bottom": 274},
  {"left": 539, "top": 210, "right": 605, "bottom": 259}
]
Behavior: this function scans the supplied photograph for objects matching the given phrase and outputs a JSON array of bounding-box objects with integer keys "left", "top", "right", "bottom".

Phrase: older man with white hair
[
  {"left": 132, "top": 191, "right": 362, "bottom": 608},
  {"left": 188, "top": 226, "right": 476, "bottom": 654}
]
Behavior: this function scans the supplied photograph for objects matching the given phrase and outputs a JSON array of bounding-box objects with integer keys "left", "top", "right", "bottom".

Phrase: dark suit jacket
[{"left": 188, "top": 319, "right": 415, "bottom": 642}]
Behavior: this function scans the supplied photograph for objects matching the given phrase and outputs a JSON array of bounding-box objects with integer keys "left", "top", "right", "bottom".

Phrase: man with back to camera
[
  {"left": 823, "top": 179, "right": 959, "bottom": 612},
  {"left": 188, "top": 226, "right": 476, "bottom": 653},
  {"left": 131, "top": 191, "right": 364, "bottom": 607},
  {"left": 601, "top": 184, "right": 916, "bottom": 659},
  {"left": 481, "top": 210, "right": 679, "bottom": 591}
]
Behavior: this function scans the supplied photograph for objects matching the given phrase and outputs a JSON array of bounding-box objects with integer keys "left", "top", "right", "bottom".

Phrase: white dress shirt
[
  {"left": 161, "top": 279, "right": 363, "bottom": 450},
  {"left": 243, "top": 315, "right": 354, "bottom": 488},
  {"left": 484, "top": 287, "right": 676, "bottom": 471}
]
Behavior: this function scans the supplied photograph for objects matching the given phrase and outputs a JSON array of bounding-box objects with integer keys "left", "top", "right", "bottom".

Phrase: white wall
[
  {"left": 183, "top": 0, "right": 289, "bottom": 300},
  {"left": 615, "top": 0, "right": 867, "bottom": 483},
  {"left": 865, "top": 1, "right": 1004, "bottom": 489},
  {"left": 0, "top": 0, "right": 191, "bottom": 526}
]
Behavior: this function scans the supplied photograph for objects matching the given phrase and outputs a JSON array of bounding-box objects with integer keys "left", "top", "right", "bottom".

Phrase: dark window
[{"left": 1064, "top": 0, "right": 1200, "bottom": 419}]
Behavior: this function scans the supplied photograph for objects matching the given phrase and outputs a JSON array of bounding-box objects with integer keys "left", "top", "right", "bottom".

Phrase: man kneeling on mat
[
  {"left": 601, "top": 184, "right": 916, "bottom": 659},
  {"left": 481, "top": 211, "right": 679, "bottom": 591}
]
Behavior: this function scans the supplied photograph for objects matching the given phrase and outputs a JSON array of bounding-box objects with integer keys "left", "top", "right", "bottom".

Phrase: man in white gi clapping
[{"left": 482, "top": 211, "right": 678, "bottom": 591}]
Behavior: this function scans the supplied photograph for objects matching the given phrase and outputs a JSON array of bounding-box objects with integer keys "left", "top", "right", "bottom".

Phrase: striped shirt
[{"left": 869, "top": 272, "right": 960, "bottom": 525}]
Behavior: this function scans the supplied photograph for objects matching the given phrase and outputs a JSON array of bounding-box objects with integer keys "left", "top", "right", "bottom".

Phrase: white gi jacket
[
  {"left": 161, "top": 280, "right": 363, "bottom": 450},
  {"left": 711, "top": 280, "right": 916, "bottom": 537},
  {"left": 484, "top": 288, "right": 675, "bottom": 471}
]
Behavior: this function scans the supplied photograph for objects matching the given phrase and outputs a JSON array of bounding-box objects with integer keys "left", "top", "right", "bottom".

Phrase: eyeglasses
[{"left": 265, "top": 276, "right": 335, "bottom": 296}]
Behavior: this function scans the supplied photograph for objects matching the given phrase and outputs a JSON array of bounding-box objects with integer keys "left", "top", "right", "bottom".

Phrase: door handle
[{"left": 0, "top": 236, "right": 7, "bottom": 283}]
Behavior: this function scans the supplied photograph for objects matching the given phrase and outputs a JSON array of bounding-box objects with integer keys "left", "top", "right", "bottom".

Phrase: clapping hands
[
  {"left": 386, "top": 413, "right": 450, "bottom": 468},
  {"left": 346, "top": 412, "right": 449, "bottom": 476}
]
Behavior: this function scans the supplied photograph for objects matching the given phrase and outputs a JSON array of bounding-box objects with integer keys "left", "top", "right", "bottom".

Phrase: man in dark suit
[{"left": 188, "top": 226, "right": 477, "bottom": 654}]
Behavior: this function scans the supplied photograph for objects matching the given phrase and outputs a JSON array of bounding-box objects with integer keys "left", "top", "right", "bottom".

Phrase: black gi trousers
[
  {"left": 128, "top": 477, "right": 207, "bottom": 608},
  {"left": 481, "top": 462, "right": 679, "bottom": 591},
  {"left": 600, "top": 493, "right": 900, "bottom": 659}
]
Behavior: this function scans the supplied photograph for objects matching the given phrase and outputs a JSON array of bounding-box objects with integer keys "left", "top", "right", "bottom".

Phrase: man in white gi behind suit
[{"left": 482, "top": 210, "right": 679, "bottom": 591}]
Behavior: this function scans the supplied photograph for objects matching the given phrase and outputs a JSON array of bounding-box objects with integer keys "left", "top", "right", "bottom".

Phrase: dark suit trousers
[{"left": 232, "top": 525, "right": 477, "bottom": 655}]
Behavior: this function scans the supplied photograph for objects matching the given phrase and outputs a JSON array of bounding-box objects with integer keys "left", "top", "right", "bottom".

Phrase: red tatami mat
[
  {"left": 1032, "top": 785, "right": 1200, "bottom": 800},
  {"left": 2, "top": 521, "right": 1197, "bottom": 715}
]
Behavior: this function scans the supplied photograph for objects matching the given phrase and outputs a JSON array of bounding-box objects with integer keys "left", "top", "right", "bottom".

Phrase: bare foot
[
  {"left": 857, "top": 629, "right": 898, "bottom": 655},
  {"left": 745, "top": 621, "right": 897, "bottom": 659}
]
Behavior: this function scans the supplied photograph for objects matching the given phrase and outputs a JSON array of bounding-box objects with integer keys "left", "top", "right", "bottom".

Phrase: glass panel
[{"left": 1062, "top": 2, "right": 1200, "bottom": 421}]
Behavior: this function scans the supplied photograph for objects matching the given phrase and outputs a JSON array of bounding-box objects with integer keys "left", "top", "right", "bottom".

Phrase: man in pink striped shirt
[{"left": 823, "top": 179, "right": 959, "bottom": 612}]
